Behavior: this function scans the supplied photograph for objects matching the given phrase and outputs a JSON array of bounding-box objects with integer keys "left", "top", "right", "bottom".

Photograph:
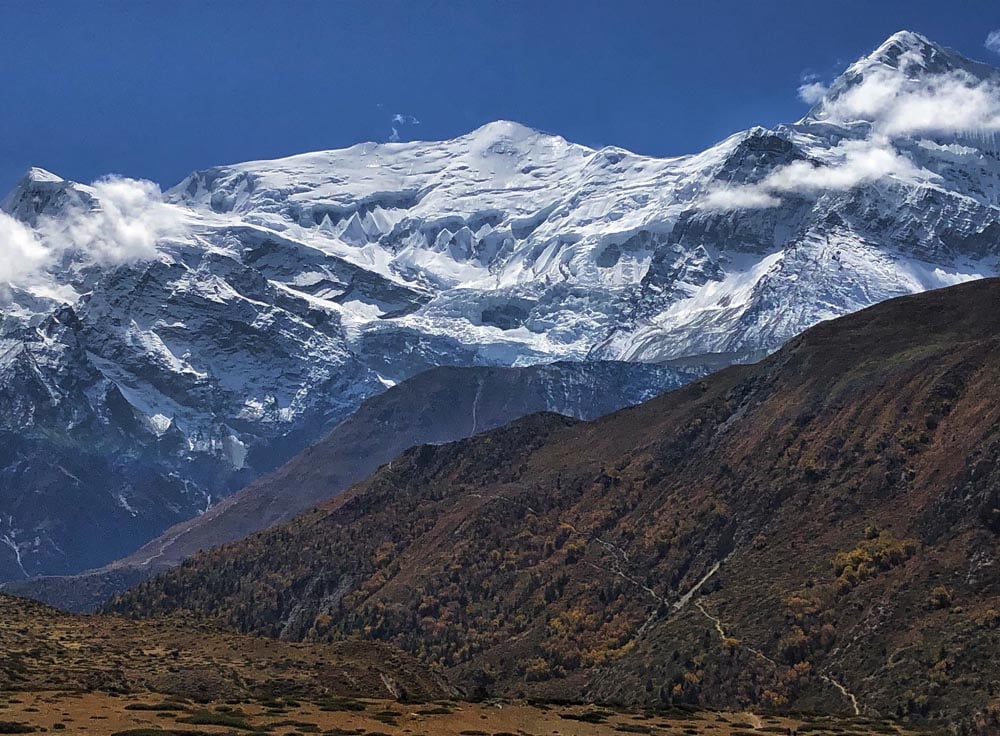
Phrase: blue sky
[{"left": 2, "top": 1, "right": 1000, "bottom": 192}]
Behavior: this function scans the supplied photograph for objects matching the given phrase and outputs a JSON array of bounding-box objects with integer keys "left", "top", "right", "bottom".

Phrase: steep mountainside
[
  {"left": 4, "top": 360, "right": 692, "bottom": 609},
  {"left": 111, "top": 280, "right": 1000, "bottom": 726},
  {"left": 4, "top": 31, "right": 1000, "bottom": 580}
]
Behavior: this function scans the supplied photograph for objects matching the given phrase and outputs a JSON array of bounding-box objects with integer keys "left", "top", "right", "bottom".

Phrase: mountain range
[
  {"left": 3, "top": 29, "right": 1000, "bottom": 584},
  {"left": 109, "top": 277, "right": 1000, "bottom": 727},
  {"left": 3, "top": 360, "right": 694, "bottom": 607}
]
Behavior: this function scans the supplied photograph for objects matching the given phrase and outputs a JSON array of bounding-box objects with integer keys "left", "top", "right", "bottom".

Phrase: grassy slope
[{"left": 0, "top": 593, "right": 451, "bottom": 702}]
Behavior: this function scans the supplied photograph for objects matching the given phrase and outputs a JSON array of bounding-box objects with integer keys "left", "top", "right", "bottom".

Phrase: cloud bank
[
  {"left": 703, "top": 47, "right": 1000, "bottom": 211},
  {"left": 0, "top": 175, "right": 188, "bottom": 291},
  {"left": 702, "top": 137, "right": 935, "bottom": 211},
  {"left": 821, "top": 50, "right": 1000, "bottom": 136}
]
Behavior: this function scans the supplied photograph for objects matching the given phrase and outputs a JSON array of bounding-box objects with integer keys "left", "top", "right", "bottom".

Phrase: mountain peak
[
  {"left": 462, "top": 119, "right": 573, "bottom": 150},
  {"left": 800, "top": 31, "right": 998, "bottom": 126},
  {"left": 2, "top": 167, "right": 64, "bottom": 207},
  {"left": 842, "top": 29, "right": 1000, "bottom": 85},
  {"left": 21, "top": 167, "right": 64, "bottom": 184},
  {"left": 1, "top": 167, "right": 91, "bottom": 225},
  {"left": 849, "top": 29, "right": 967, "bottom": 76},
  {"left": 468, "top": 119, "right": 546, "bottom": 139},
  {"left": 871, "top": 30, "right": 938, "bottom": 60}
]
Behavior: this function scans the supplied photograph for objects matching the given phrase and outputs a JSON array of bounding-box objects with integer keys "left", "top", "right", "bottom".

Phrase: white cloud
[
  {"left": 388, "top": 113, "right": 420, "bottom": 142},
  {"left": 797, "top": 81, "right": 829, "bottom": 105},
  {"left": 820, "top": 49, "right": 1000, "bottom": 136},
  {"left": 702, "top": 49, "right": 997, "bottom": 211},
  {"left": 765, "top": 138, "right": 929, "bottom": 192},
  {"left": 986, "top": 30, "right": 1000, "bottom": 54},
  {"left": 0, "top": 176, "right": 187, "bottom": 289},
  {"left": 700, "top": 138, "right": 936, "bottom": 211},
  {"left": 39, "top": 176, "right": 187, "bottom": 266},
  {"left": 701, "top": 186, "right": 781, "bottom": 211},
  {"left": 0, "top": 211, "right": 50, "bottom": 285}
]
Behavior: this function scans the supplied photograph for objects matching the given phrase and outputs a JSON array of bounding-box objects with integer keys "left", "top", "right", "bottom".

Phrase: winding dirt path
[
  {"left": 695, "top": 600, "right": 861, "bottom": 716},
  {"left": 820, "top": 673, "right": 861, "bottom": 716}
]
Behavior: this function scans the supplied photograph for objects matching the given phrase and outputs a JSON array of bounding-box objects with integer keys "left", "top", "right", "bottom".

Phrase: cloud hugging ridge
[
  {"left": 703, "top": 44, "right": 1000, "bottom": 211},
  {"left": 0, "top": 175, "right": 188, "bottom": 291}
]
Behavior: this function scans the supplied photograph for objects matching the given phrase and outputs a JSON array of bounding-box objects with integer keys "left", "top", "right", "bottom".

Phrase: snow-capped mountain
[{"left": 3, "top": 30, "right": 1000, "bottom": 581}]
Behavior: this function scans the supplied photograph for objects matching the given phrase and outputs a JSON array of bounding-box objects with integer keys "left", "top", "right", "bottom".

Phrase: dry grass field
[
  {"left": 0, "top": 594, "right": 448, "bottom": 703},
  {"left": 0, "top": 594, "right": 935, "bottom": 736},
  {"left": 0, "top": 691, "right": 934, "bottom": 736}
]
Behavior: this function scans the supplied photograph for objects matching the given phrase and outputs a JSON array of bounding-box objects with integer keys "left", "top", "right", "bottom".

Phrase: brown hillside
[
  {"left": 0, "top": 593, "right": 451, "bottom": 702},
  {"left": 109, "top": 279, "right": 1000, "bottom": 727}
]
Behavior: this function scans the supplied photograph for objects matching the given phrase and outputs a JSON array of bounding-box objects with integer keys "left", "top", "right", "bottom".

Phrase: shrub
[
  {"left": 176, "top": 710, "right": 253, "bottom": 730},
  {"left": 927, "top": 585, "right": 953, "bottom": 609},
  {"left": 0, "top": 723, "right": 34, "bottom": 735},
  {"left": 832, "top": 531, "right": 916, "bottom": 592},
  {"left": 124, "top": 703, "right": 188, "bottom": 712}
]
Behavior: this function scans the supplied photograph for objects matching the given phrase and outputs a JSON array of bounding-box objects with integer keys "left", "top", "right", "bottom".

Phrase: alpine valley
[{"left": 3, "top": 29, "right": 1000, "bottom": 588}]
